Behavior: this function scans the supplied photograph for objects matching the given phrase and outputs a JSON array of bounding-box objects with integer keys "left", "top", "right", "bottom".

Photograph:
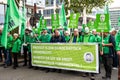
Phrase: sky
[{"left": 110, "top": 0, "right": 120, "bottom": 8}]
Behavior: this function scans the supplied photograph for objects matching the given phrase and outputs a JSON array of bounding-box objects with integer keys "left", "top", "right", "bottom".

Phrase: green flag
[
  {"left": 69, "top": 13, "right": 80, "bottom": 28},
  {"left": 59, "top": 3, "right": 67, "bottom": 30},
  {"left": 20, "top": 2, "right": 26, "bottom": 38},
  {"left": 118, "top": 17, "right": 120, "bottom": 27},
  {"left": 51, "top": 14, "right": 59, "bottom": 30},
  {"left": 104, "top": 4, "right": 111, "bottom": 29},
  {"left": 38, "top": 16, "right": 47, "bottom": 33},
  {"left": 1, "top": 0, "right": 21, "bottom": 48}
]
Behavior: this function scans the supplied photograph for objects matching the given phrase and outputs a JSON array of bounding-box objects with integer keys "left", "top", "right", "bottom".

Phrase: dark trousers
[
  {"left": 113, "top": 52, "right": 118, "bottom": 67},
  {"left": 0, "top": 47, "right": 2, "bottom": 61},
  {"left": 102, "top": 54, "right": 113, "bottom": 78},
  {"left": 13, "top": 53, "right": 18, "bottom": 67},
  {"left": 23, "top": 47, "right": 28, "bottom": 65},
  {"left": 28, "top": 52, "right": 32, "bottom": 66},
  {"left": 118, "top": 55, "right": 120, "bottom": 80}
]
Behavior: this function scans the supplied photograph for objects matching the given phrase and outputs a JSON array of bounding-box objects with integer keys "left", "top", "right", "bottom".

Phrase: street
[{"left": 0, "top": 63, "right": 118, "bottom": 80}]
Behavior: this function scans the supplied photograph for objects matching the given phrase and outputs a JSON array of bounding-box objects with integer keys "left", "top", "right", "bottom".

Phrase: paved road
[{"left": 0, "top": 63, "right": 118, "bottom": 80}]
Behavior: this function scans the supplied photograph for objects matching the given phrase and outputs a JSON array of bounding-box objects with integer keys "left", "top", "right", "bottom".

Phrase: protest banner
[{"left": 31, "top": 43, "right": 99, "bottom": 73}]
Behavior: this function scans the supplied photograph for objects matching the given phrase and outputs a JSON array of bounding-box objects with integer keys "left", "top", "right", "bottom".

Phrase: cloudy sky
[{"left": 0, "top": 0, "right": 120, "bottom": 15}]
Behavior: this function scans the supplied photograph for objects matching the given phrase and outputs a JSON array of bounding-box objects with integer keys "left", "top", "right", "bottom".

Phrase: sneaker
[
  {"left": 102, "top": 76, "right": 111, "bottom": 80},
  {"left": 112, "top": 67, "right": 118, "bottom": 70},
  {"left": 90, "top": 77, "right": 95, "bottom": 80}
]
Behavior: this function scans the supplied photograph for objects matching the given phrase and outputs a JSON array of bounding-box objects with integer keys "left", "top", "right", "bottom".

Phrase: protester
[
  {"left": 64, "top": 31, "right": 70, "bottom": 42},
  {"left": 110, "top": 28, "right": 118, "bottom": 70},
  {"left": 22, "top": 28, "right": 32, "bottom": 67},
  {"left": 50, "top": 29, "right": 65, "bottom": 43},
  {"left": 39, "top": 28, "right": 51, "bottom": 43},
  {"left": 115, "top": 29, "right": 120, "bottom": 80},
  {"left": 70, "top": 29, "right": 80, "bottom": 43},
  {"left": 88, "top": 29, "right": 102, "bottom": 80},
  {"left": 12, "top": 33, "right": 21, "bottom": 69},
  {"left": 50, "top": 29, "right": 65, "bottom": 72},
  {"left": 100, "top": 32, "right": 115, "bottom": 80},
  {"left": 4, "top": 32, "right": 13, "bottom": 68},
  {"left": 79, "top": 27, "right": 90, "bottom": 42}
]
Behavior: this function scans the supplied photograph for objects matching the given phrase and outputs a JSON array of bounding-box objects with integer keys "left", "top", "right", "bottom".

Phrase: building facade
[{"left": 109, "top": 7, "right": 120, "bottom": 29}]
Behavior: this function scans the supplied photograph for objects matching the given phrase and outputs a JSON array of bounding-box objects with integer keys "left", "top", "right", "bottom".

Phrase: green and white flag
[
  {"left": 1, "top": 0, "right": 21, "bottom": 48},
  {"left": 39, "top": 18, "right": 47, "bottom": 31},
  {"left": 59, "top": 3, "right": 67, "bottom": 30},
  {"left": 95, "top": 14, "right": 110, "bottom": 32},
  {"left": 51, "top": 14, "right": 59, "bottom": 30},
  {"left": 69, "top": 13, "right": 80, "bottom": 28}
]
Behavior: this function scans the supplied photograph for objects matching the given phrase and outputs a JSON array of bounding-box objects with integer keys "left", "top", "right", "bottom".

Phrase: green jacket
[
  {"left": 0, "top": 34, "right": 2, "bottom": 47},
  {"left": 39, "top": 33, "right": 51, "bottom": 43},
  {"left": 116, "top": 30, "right": 120, "bottom": 51},
  {"left": 89, "top": 34, "right": 101, "bottom": 43},
  {"left": 7, "top": 35, "right": 13, "bottom": 49},
  {"left": 65, "top": 36, "right": 70, "bottom": 42},
  {"left": 79, "top": 34, "right": 90, "bottom": 42},
  {"left": 27, "top": 36, "right": 34, "bottom": 52},
  {"left": 12, "top": 38, "right": 21, "bottom": 53}
]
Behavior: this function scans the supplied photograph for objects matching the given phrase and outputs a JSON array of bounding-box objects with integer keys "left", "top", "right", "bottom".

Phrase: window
[{"left": 46, "top": 19, "right": 51, "bottom": 26}]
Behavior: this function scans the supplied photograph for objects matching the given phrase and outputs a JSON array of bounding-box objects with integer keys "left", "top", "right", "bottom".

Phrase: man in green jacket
[
  {"left": 39, "top": 29, "right": 51, "bottom": 43},
  {"left": 22, "top": 28, "right": 32, "bottom": 66},
  {"left": 100, "top": 32, "right": 115, "bottom": 80}
]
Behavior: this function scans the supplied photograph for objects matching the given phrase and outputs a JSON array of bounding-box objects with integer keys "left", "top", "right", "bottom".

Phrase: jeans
[
  {"left": 113, "top": 51, "right": 118, "bottom": 67},
  {"left": 4, "top": 49, "right": 12, "bottom": 65}
]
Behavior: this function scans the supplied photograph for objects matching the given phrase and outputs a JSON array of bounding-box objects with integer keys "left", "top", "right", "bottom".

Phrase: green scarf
[{"left": 70, "top": 35, "right": 80, "bottom": 43}]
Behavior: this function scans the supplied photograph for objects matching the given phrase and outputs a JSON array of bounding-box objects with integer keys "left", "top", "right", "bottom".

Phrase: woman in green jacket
[{"left": 12, "top": 33, "right": 21, "bottom": 69}]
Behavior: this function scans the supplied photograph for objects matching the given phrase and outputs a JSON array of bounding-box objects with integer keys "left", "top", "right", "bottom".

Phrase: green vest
[{"left": 103, "top": 34, "right": 110, "bottom": 54}]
